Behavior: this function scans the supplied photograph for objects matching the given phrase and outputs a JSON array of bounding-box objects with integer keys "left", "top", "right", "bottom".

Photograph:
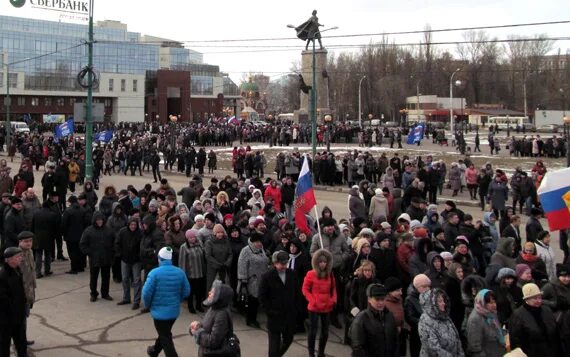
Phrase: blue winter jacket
[{"left": 142, "top": 258, "right": 191, "bottom": 320}]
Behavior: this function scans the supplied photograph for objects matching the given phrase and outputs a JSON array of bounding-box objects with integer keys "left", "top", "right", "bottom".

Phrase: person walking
[
  {"left": 18, "top": 232, "right": 36, "bottom": 348},
  {"left": 0, "top": 247, "right": 28, "bottom": 357},
  {"left": 189, "top": 280, "right": 234, "bottom": 357},
  {"left": 179, "top": 229, "right": 206, "bottom": 313},
  {"left": 302, "top": 249, "right": 337, "bottom": 357},
  {"left": 115, "top": 217, "right": 143, "bottom": 310},
  {"left": 258, "top": 250, "right": 301, "bottom": 357},
  {"left": 205, "top": 224, "right": 233, "bottom": 291},
  {"left": 80, "top": 212, "right": 115, "bottom": 302},
  {"left": 350, "top": 283, "right": 399, "bottom": 357},
  {"left": 143, "top": 247, "right": 190, "bottom": 357}
]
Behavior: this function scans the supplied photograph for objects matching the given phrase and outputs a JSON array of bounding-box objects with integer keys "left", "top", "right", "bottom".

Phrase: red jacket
[
  {"left": 397, "top": 243, "right": 414, "bottom": 274},
  {"left": 302, "top": 270, "right": 337, "bottom": 313},
  {"left": 264, "top": 185, "right": 282, "bottom": 212}
]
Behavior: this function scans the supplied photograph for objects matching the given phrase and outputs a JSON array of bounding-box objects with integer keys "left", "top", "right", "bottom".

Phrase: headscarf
[{"left": 474, "top": 289, "right": 505, "bottom": 346}]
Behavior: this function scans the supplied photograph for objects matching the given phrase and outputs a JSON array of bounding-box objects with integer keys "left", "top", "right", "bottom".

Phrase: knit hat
[
  {"left": 556, "top": 263, "right": 570, "bottom": 277},
  {"left": 213, "top": 224, "right": 226, "bottom": 235},
  {"left": 148, "top": 199, "right": 159, "bottom": 209},
  {"left": 412, "top": 274, "right": 431, "bottom": 289},
  {"left": 17, "top": 231, "right": 34, "bottom": 240},
  {"left": 194, "top": 214, "right": 205, "bottom": 222},
  {"left": 250, "top": 232, "right": 263, "bottom": 243},
  {"left": 142, "top": 214, "right": 156, "bottom": 226},
  {"left": 496, "top": 267, "right": 516, "bottom": 282},
  {"left": 338, "top": 223, "right": 349, "bottom": 232},
  {"left": 359, "top": 228, "right": 374, "bottom": 237},
  {"left": 384, "top": 277, "right": 402, "bottom": 293},
  {"left": 513, "top": 263, "right": 530, "bottom": 278},
  {"left": 537, "top": 230, "right": 549, "bottom": 241},
  {"left": 366, "top": 283, "right": 388, "bottom": 298},
  {"left": 414, "top": 228, "right": 428, "bottom": 239},
  {"left": 10, "top": 197, "right": 22, "bottom": 205},
  {"left": 3, "top": 247, "right": 22, "bottom": 259},
  {"left": 410, "top": 220, "right": 422, "bottom": 230},
  {"left": 223, "top": 214, "right": 233, "bottom": 222},
  {"left": 374, "top": 188, "right": 383, "bottom": 196},
  {"left": 445, "top": 200, "right": 456, "bottom": 208},
  {"left": 380, "top": 222, "right": 391, "bottom": 230},
  {"left": 433, "top": 227, "right": 444, "bottom": 237},
  {"left": 321, "top": 217, "right": 336, "bottom": 227},
  {"left": 185, "top": 229, "right": 198, "bottom": 240},
  {"left": 440, "top": 251, "right": 453, "bottom": 261},
  {"left": 253, "top": 218, "right": 265, "bottom": 228},
  {"left": 158, "top": 247, "right": 173, "bottom": 260},
  {"left": 272, "top": 250, "right": 289, "bottom": 264},
  {"left": 455, "top": 236, "right": 469, "bottom": 246},
  {"left": 204, "top": 212, "right": 216, "bottom": 223},
  {"left": 522, "top": 283, "right": 542, "bottom": 300}
]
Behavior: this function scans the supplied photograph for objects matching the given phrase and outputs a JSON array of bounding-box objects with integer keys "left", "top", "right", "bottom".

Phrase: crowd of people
[{"left": 0, "top": 121, "right": 569, "bottom": 357}]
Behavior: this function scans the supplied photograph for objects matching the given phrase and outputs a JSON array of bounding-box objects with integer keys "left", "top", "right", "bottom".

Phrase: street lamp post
[
  {"left": 416, "top": 80, "right": 421, "bottom": 123},
  {"left": 84, "top": 0, "right": 95, "bottom": 181},
  {"left": 358, "top": 75, "right": 367, "bottom": 129},
  {"left": 449, "top": 68, "right": 461, "bottom": 135},
  {"left": 2, "top": 61, "right": 10, "bottom": 150}
]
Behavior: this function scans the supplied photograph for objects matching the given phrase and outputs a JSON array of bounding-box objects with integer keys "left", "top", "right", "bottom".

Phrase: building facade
[{"left": 0, "top": 15, "right": 237, "bottom": 123}]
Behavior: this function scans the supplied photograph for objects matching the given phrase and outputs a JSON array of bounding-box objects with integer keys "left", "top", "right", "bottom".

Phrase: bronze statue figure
[{"left": 295, "top": 10, "right": 324, "bottom": 50}]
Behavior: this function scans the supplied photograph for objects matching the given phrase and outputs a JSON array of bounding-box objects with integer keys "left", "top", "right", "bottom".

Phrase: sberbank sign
[{"left": 10, "top": 0, "right": 89, "bottom": 13}]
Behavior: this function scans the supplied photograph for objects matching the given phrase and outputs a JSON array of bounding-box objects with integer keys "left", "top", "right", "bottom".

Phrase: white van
[{"left": 10, "top": 122, "right": 30, "bottom": 134}]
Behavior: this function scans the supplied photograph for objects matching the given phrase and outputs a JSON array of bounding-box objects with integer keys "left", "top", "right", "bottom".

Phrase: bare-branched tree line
[{"left": 265, "top": 28, "right": 570, "bottom": 120}]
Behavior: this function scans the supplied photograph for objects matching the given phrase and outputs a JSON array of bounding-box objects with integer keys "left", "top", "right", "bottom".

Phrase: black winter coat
[
  {"left": 404, "top": 286, "right": 422, "bottom": 330},
  {"left": 61, "top": 203, "right": 86, "bottom": 243},
  {"left": 369, "top": 247, "right": 398, "bottom": 284},
  {"left": 140, "top": 224, "right": 165, "bottom": 270},
  {"left": 350, "top": 307, "right": 400, "bottom": 357},
  {"left": 0, "top": 264, "right": 26, "bottom": 326},
  {"left": 32, "top": 205, "right": 61, "bottom": 251},
  {"left": 115, "top": 225, "right": 142, "bottom": 264},
  {"left": 80, "top": 213, "right": 115, "bottom": 267},
  {"left": 3, "top": 208, "right": 25, "bottom": 248},
  {"left": 258, "top": 268, "right": 301, "bottom": 333},
  {"left": 508, "top": 303, "right": 561, "bottom": 357}
]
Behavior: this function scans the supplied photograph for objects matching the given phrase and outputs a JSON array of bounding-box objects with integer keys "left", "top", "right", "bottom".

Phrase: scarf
[
  {"left": 474, "top": 289, "right": 505, "bottom": 346},
  {"left": 521, "top": 252, "right": 538, "bottom": 263},
  {"left": 288, "top": 252, "right": 301, "bottom": 270}
]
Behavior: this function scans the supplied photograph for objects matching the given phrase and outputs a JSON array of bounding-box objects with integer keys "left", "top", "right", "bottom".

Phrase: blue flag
[
  {"left": 406, "top": 123, "right": 425, "bottom": 144},
  {"left": 54, "top": 119, "right": 74, "bottom": 142},
  {"left": 95, "top": 130, "right": 114, "bottom": 143}
]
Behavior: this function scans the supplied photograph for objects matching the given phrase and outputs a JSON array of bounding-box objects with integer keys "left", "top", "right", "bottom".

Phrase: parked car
[{"left": 537, "top": 124, "right": 560, "bottom": 133}]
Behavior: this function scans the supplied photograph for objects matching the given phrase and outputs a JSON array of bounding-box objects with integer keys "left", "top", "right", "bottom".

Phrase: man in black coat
[
  {"left": 525, "top": 208, "right": 544, "bottom": 243},
  {"left": 0, "top": 247, "right": 28, "bottom": 357},
  {"left": 80, "top": 211, "right": 115, "bottom": 302},
  {"left": 502, "top": 215, "right": 522, "bottom": 256},
  {"left": 258, "top": 251, "right": 301, "bottom": 357},
  {"left": 31, "top": 201, "right": 61, "bottom": 278},
  {"left": 350, "top": 284, "right": 399, "bottom": 357},
  {"left": 40, "top": 164, "right": 57, "bottom": 202},
  {"left": 62, "top": 196, "right": 87, "bottom": 274},
  {"left": 140, "top": 215, "right": 165, "bottom": 274},
  {"left": 4, "top": 197, "right": 26, "bottom": 249}
]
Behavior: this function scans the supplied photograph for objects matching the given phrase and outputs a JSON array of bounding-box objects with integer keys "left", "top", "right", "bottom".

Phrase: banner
[
  {"left": 54, "top": 119, "right": 74, "bottom": 141},
  {"left": 43, "top": 114, "right": 66, "bottom": 124},
  {"left": 95, "top": 130, "right": 114, "bottom": 143},
  {"left": 406, "top": 123, "right": 425, "bottom": 145}
]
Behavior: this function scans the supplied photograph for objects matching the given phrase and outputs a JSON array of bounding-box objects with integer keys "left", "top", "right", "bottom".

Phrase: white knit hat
[{"left": 158, "top": 247, "right": 173, "bottom": 260}]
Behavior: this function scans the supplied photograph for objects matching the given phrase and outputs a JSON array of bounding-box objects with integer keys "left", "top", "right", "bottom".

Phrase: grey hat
[
  {"left": 272, "top": 250, "right": 289, "bottom": 264},
  {"left": 4, "top": 247, "right": 23, "bottom": 259}
]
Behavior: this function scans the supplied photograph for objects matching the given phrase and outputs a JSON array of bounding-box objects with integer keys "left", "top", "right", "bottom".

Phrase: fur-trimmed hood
[{"left": 311, "top": 248, "right": 333, "bottom": 278}]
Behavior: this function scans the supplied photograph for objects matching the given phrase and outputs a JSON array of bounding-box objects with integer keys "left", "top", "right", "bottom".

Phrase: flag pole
[{"left": 314, "top": 205, "right": 324, "bottom": 249}]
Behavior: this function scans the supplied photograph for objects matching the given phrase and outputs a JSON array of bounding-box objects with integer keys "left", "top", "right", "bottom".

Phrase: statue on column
[{"left": 294, "top": 10, "right": 324, "bottom": 50}]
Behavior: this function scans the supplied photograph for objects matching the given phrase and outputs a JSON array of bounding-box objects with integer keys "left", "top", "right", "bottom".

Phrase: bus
[{"left": 487, "top": 116, "right": 534, "bottom": 130}]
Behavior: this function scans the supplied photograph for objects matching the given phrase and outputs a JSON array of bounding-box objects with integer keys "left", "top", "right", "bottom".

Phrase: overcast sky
[{"left": 2, "top": 0, "right": 569, "bottom": 83}]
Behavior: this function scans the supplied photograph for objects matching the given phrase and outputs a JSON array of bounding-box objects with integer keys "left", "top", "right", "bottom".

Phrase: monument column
[{"left": 300, "top": 49, "right": 330, "bottom": 119}]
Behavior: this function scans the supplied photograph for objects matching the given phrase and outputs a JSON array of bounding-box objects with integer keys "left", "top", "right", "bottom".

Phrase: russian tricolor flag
[
  {"left": 294, "top": 155, "right": 317, "bottom": 235},
  {"left": 537, "top": 167, "right": 570, "bottom": 231}
]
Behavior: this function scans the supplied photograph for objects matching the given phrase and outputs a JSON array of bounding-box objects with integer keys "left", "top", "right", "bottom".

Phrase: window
[
  {"left": 8, "top": 73, "right": 17, "bottom": 88},
  {"left": 69, "top": 98, "right": 76, "bottom": 106},
  {"left": 104, "top": 99, "right": 112, "bottom": 107},
  {"left": 121, "top": 79, "right": 126, "bottom": 92},
  {"left": 56, "top": 98, "right": 65, "bottom": 106},
  {"left": 31, "top": 97, "right": 39, "bottom": 106},
  {"left": 133, "top": 79, "right": 138, "bottom": 92},
  {"left": 44, "top": 97, "right": 52, "bottom": 106},
  {"left": 109, "top": 78, "right": 114, "bottom": 91},
  {"left": 17, "top": 97, "right": 26, "bottom": 106},
  {"left": 0, "top": 73, "right": 3, "bottom": 87}
]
